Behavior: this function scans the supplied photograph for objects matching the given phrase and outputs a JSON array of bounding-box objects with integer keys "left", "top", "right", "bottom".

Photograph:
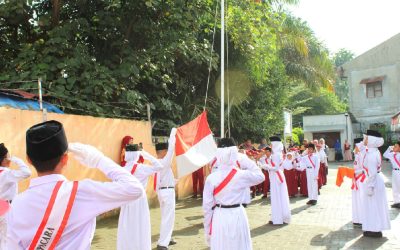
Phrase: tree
[{"left": 332, "top": 48, "right": 355, "bottom": 103}]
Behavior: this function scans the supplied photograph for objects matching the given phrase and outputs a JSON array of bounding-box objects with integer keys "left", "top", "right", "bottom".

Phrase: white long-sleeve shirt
[
  {"left": 156, "top": 143, "right": 176, "bottom": 188},
  {"left": 124, "top": 154, "right": 164, "bottom": 187},
  {"left": 383, "top": 147, "right": 400, "bottom": 170},
  {"left": 298, "top": 154, "right": 320, "bottom": 178},
  {"left": 202, "top": 163, "right": 264, "bottom": 235},
  {"left": 7, "top": 157, "right": 145, "bottom": 250},
  {"left": 0, "top": 157, "right": 31, "bottom": 201}
]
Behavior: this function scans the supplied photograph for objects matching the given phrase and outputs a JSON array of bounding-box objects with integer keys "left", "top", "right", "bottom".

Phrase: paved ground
[{"left": 92, "top": 162, "right": 400, "bottom": 250}]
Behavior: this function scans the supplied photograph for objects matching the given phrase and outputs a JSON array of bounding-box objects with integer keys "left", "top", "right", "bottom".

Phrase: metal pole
[
  {"left": 38, "top": 78, "right": 43, "bottom": 111},
  {"left": 220, "top": 0, "right": 225, "bottom": 138}
]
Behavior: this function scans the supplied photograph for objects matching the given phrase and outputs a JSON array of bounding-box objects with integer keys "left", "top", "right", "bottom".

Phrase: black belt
[
  {"left": 7, "top": 200, "right": 12, "bottom": 204},
  {"left": 307, "top": 167, "right": 312, "bottom": 169},
  {"left": 159, "top": 186, "right": 175, "bottom": 190},
  {"left": 212, "top": 204, "right": 247, "bottom": 210},
  {"left": 394, "top": 168, "right": 400, "bottom": 171}
]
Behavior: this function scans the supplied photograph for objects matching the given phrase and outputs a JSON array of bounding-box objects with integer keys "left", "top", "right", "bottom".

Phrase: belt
[
  {"left": 307, "top": 167, "right": 312, "bottom": 169},
  {"left": 6, "top": 200, "right": 12, "bottom": 204},
  {"left": 159, "top": 186, "right": 175, "bottom": 190},
  {"left": 394, "top": 168, "right": 400, "bottom": 171},
  {"left": 212, "top": 204, "right": 247, "bottom": 210}
]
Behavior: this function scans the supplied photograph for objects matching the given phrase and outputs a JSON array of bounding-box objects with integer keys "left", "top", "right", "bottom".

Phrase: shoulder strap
[
  {"left": 29, "top": 181, "right": 79, "bottom": 250},
  {"left": 213, "top": 169, "right": 238, "bottom": 196},
  {"left": 130, "top": 164, "right": 138, "bottom": 175},
  {"left": 308, "top": 155, "right": 316, "bottom": 168},
  {"left": 394, "top": 153, "right": 400, "bottom": 168}
]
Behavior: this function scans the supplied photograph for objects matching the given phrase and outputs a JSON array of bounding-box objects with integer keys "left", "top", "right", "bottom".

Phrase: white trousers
[
  {"left": 0, "top": 215, "right": 6, "bottom": 250},
  {"left": 392, "top": 170, "right": 400, "bottom": 203},
  {"left": 306, "top": 168, "right": 318, "bottom": 201},
  {"left": 157, "top": 189, "right": 176, "bottom": 247}
]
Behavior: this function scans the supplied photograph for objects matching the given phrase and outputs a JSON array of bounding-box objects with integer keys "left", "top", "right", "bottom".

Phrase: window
[{"left": 366, "top": 81, "right": 382, "bottom": 98}]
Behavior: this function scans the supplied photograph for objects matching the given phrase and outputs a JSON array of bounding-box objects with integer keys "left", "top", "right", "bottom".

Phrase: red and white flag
[{"left": 175, "top": 111, "right": 217, "bottom": 178}]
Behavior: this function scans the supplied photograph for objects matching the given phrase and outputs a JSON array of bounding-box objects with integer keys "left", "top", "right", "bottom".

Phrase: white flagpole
[{"left": 220, "top": 0, "right": 225, "bottom": 138}]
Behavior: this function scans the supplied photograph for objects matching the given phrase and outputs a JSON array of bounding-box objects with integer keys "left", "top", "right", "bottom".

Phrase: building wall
[
  {"left": 343, "top": 33, "right": 400, "bottom": 130},
  {"left": 347, "top": 63, "right": 400, "bottom": 127}
]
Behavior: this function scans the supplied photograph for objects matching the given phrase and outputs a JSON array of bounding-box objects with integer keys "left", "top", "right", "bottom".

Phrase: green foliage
[
  {"left": 0, "top": 0, "right": 344, "bottom": 140},
  {"left": 333, "top": 48, "right": 355, "bottom": 67},
  {"left": 292, "top": 127, "right": 304, "bottom": 144}
]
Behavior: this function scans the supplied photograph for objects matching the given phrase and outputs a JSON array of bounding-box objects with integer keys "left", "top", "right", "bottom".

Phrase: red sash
[
  {"left": 130, "top": 164, "right": 138, "bottom": 175},
  {"left": 153, "top": 173, "right": 158, "bottom": 191},
  {"left": 236, "top": 160, "right": 241, "bottom": 169},
  {"left": 0, "top": 170, "right": 3, "bottom": 174},
  {"left": 266, "top": 159, "right": 284, "bottom": 183},
  {"left": 308, "top": 155, "right": 316, "bottom": 168},
  {"left": 351, "top": 173, "right": 364, "bottom": 190},
  {"left": 29, "top": 181, "right": 79, "bottom": 250},
  {"left": 213, "top": 168, "right": 238, "bottom": 196},
  {"left": 394, "top": 153, "right": 400, "bottom": 168}
]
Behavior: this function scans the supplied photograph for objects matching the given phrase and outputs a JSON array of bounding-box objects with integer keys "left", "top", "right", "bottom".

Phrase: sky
[{"left": 287, "top": 0, "right": 400, "bottom": 56}]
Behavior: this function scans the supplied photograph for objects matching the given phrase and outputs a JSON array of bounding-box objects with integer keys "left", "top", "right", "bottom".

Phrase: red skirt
[
  {"left": 320, "top": 163, "right": 327, "bottom": 185},
  {"left": 299, "top": 170, "right": 308, "bottom": 196},
  {"left": 284, "top": 169, "right": 298, "bottom": 197},
  {"left": 262, "top": 170, "right": 270, "bottom": 195}
]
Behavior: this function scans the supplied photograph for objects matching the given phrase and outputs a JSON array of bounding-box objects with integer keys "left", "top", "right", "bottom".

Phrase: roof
[
  {"left": 360, "top": 76, "right": 385, "bottom": 84},
  {"left": 0, "top": 89, "right": 63, "bottom": 114}
]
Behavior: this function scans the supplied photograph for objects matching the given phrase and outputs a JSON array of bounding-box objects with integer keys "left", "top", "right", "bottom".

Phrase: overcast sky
[{"left": 287, "top": 0, "right": 400, "bottom": 56}]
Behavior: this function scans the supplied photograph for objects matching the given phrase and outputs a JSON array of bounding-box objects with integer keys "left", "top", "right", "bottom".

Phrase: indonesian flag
[{"left": 175, "top": 111, "right": 217, "bottom": 177}]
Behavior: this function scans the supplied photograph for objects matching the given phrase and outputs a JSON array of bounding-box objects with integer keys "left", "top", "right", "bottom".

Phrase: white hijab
[
  {"left": 271, "top": 141, "right": 283, "bottom": 154},
  {"left": 125, "top": 151, "right": 141, "bottom": 163},
  {"left": 364, "top": 135, "right": 384, "bottom": 149},
  {"left": 215, "top": 146, "right": 238, "bottom": 169}
]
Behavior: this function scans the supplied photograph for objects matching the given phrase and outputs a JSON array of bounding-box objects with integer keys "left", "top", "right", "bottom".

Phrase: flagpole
[{"left": 220, "top": 0, "right": 225, "bottom": 138}]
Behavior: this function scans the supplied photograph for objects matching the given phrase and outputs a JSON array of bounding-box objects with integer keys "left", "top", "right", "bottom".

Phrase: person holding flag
[
  {"left": 6, "top": 120, "right": 144, "bottom": 249},
  {"left": 203, "top": 138, "right": 264, "bottom": 250},
  {"left": 155, "top": 128, "right": 178, "bottom": 250}
]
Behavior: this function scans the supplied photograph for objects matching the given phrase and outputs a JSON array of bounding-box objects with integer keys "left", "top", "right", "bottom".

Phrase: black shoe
[
  {"left": 157, "top": 245, "right": 168, "bottom": 250},
  {"left": 306, "top": 200, "right": 313, "bottom": 205},
  {"left": 169, "top": 239, "right": 177, "bottom": 246},
  {"left": 261, "top": 195, "right": 268, "bottom": 199},
  {"left": 391, "top": 203, "right": 400, "bottom": 208},
  {"left": 191, "top": 194, "right": 197, "bottom": 199},
  {"left": 256, "top": 191, "right": 262, "bottom": 196},
  {"left": 363, "top": 231, "right": 382, "bottom": 238},
  {"left": 268, "top": 220, "right": 273, "bottom": 225},
  {"left": 310, "top": 200, "right": 317, "bottom": 205},
  {"left": 251, "top": 193, "right": 255, "bottom": 199},
  {"left": 353, "top": 223, "right": 362, "bottom": 227}
]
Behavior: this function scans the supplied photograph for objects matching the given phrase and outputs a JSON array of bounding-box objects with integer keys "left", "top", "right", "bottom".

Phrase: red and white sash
[
  {"left": 153, "top": 173, "right": 158, "bottom": 191},
  {"left": 265, "top": 159, "right": 284, "bottom": 183},
  {"left": 393, "top": 153, "right": 400, "bottom": 169},
  {"left": 29, "top": 181, "right": 79, "bottom": 250},
  {"left": 307, "top": 155, "right": 316, "bottom": 168},
  {"left": 130, "top": 164, "right": 138, "bottom": 175}
]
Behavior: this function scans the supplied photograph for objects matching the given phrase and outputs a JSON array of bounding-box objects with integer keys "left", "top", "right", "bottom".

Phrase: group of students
[
  {"left": 0, "top": 120, "right": 177, "bottom": 250},
  {"left": 0, "top": 120, "right": 397, "bottom": 250}
]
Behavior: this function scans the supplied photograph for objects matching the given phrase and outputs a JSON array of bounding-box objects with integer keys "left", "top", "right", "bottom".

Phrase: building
[
  {"left": 341, "top": 33, "right": 400, "bottom": 140},
  {"left": 303, "top": 113, "right": 352, "bottom": 161}
]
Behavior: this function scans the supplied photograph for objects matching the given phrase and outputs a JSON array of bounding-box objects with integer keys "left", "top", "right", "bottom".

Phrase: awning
[{"left": 360, "top": 76, "right": 385, "bottom": 84}]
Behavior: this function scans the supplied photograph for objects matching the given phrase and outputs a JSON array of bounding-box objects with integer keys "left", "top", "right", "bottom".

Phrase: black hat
[
  {"left": 155, "top": 142, "right": 168, "bottom": 151},
  {"left": 26, "top": 120, "right": 68, "bottom": 161},
  {"left": 307, "top": 143, "right": 316, "bottom": 150},
  {"left": 126, "top": 144, "right": 140, "bottom": 152},
  {"left": 366, "top": 130, "right": 382, "bottom": 138},
  {"left": 217, "top": 138, "right": 236, "bottom": 148},
  {"left": 0, "top": 143, "right": 8, "bottom": 160},
  {"left": 354, "top": 138, "right": 363, "bottom": 144},
  {"left": 269, "top": 136, "right": 281, "bottom": 142},
  {"left": 264, "top": 146, "right": 272, "bottom": 152}
]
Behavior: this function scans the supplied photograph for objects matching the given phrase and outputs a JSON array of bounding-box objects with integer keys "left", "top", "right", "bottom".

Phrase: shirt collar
[{"left": 29, "top": 174, "right": 67, "bottom": 188}]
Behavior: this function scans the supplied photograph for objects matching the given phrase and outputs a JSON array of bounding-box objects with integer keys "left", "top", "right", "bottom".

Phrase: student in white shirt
[
  {"left": 383, "top": 141, "right": 400, "bottom": 209},
  {"left": 0, "top": 143, "right": 31, "bottom": 249},
  {"left": 7, "top": 120, "right": 145, "bottom": 249}
]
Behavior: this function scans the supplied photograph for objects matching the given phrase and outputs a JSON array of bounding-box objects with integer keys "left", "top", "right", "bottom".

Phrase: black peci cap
[
  {"left": 125, "top": 144, "right": 140, "bottom": 152},
  {"left": 26, "top": 120, "right": 68, "bottom": 161},
  {"left": 366, "top": 130, "right": 382, "bottom": 138},
  {"left": 307, "top": 143, "right": 316, "bottom": 150},
  {"left": 217, "top": 138, "right": 236, "bottom": 148},
  {"left": 354, "top": 138, "right": 363, "bottom": 144},
  {"left": 0, "top": 143, "right": 8, "bottom": 160},
  {"left": 155, "top": 142, "right": 168, "bottom": 151},
  {"left": 269, "top": 136, "right": 281, "bottom": 142}
]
